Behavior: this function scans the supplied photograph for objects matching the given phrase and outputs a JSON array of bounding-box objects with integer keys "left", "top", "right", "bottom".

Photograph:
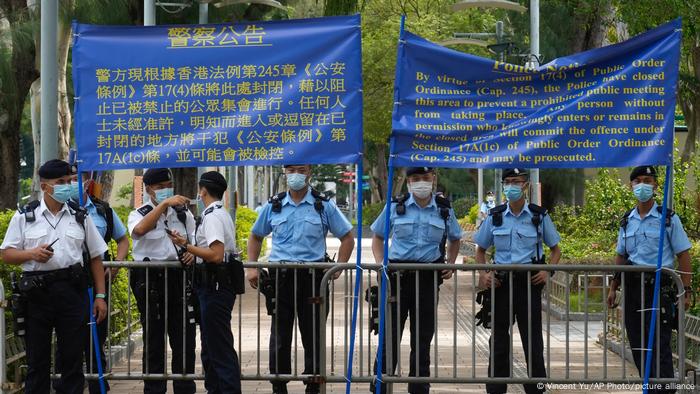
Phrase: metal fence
[{"left": 0, "top": 262, "right": 693, "bottom": 393}]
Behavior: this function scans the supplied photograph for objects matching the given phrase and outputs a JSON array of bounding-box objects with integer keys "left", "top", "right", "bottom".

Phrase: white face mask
[{"left": 409, "top": 181, "right": 433, "bottom": 199}]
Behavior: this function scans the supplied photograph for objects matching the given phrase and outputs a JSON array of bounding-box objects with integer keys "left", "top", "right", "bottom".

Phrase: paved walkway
[{"left": 104, "top": 239, "right": 633, "bottom": 393}]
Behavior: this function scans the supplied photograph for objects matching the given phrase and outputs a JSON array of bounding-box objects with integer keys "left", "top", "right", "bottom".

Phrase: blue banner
[
  {"left": 392, "top": 19, "right": 681, "bottom": 168},
  {"left": 73, "top": 15, "right": 362, "bottom": 170}
]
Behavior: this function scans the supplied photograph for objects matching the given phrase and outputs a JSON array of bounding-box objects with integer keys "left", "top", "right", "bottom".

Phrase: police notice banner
[
  {"left": 72, "top": 15, "right": 362, "bottom": 170},
  {"left": 391, "top": 19, "right": 681, "bottom": 168}
]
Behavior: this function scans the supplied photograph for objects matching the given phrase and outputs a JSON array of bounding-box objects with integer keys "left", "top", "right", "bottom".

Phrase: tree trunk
[
  {"left": 680, "top": 45, "right": 700, "bottom": 163},
  {"left": 56, "top": 0, "right": 74, "bottom": 160},
  {"left": 0, "top": 0, "right": 39, "bottom": 209},
  {"left": 100, "top": 171, "right": 114, "bottom": 201},
  {"left": 30, "top": 79, "right": 41, "bottom": 200},
  {"left": 173, "top": 168, "right": 198, "bottom": 200}
]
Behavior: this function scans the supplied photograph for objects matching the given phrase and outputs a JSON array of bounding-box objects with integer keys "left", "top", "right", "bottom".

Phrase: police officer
[
  {"left": 474, "top": 168, "right": 561, "bottom": 394},
  {"left": 370, "top": 167, "right": 462, "bottom": 394},
  {"left": 168, "top": 171, "right": 242, "bottom": 394},
  {"left": 127, "top": 168, "right": 196, "bottom": 394},
  {"left": 70, "top": 171, "right": 130, "bottom": 393},
  {"left": 477, "top": 191, "right": 496, "bottom": 228},
  {"left": 0, "top": 159, "right": 108, "bottom": 393},
  {"left": 606, "top": 166, "right": 693, "bottom": 393},
  {"left": 247, "top": 164, "right": 355, "bottom": 394}
]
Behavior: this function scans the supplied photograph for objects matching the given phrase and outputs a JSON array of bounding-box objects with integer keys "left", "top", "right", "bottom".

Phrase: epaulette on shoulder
[
  {"left": 655, "top": 206, "right": 675, "bottom": 227},
  {"left": 488, "top": 204, "right": 508, "bottom": 216},
  {"left": 311, "top": 189, "right": 330, "bottom": 202},
  {"left": 268, "top": 192, "right": 287, "bottom": 204},
  {"left": 137, "top": 205, "right": 154, "bottom": 216},
  {"left": 391, "top": 193, "right": 410, "bottom": 204},
  {"left": 435, "top": 194, "right": 451, "bottom": 209},
  {"left": 18, "top": 200, "right": 41, "bottom": 222},
  {"left": 527, "top": 203, "right": 548, "bottom": 216}
]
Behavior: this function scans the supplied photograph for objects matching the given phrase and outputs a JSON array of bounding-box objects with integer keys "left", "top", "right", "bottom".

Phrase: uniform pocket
[
  {"left": 302, "top": 215, "right": 324, "bottom": 239},
  {"left": 24, "top": 226, "right": 48, "bottom": 249},
  {"left": 393, "top": 217, "right": 414, "bottom": 239},
  {"left": 517, "top": 227, "right": 538, "bottom": 252},
  {"left": 427, "top": 216, "right": 446, "bottom": 242},
  {"left": 492, "top": 228, "right": 511, "bottom": 251}
]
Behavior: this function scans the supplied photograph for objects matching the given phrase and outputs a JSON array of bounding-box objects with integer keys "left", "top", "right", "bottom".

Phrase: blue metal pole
[
  {"left": 77, "top": 164, "right": 107, "bottom": 394},
  {"left": 642, "top": 164, "right": 672, "bottom": 393},
  {"left": 345, "top": 158, "right": 364, "bottom": 393},
  {"left": 375, "top": 15, "right": 406, "bottom": 394}
]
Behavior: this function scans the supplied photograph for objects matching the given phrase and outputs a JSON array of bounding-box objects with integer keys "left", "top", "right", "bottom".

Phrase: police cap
[
  {"left": 199, "top": 171, "right": 227, "bottom": 193},
  {"left": 405, "top": 167, "right": 434, "bottom": 177},
  {"left": 629, "top": 165, "right": 657, "bottom": 181},
  {"left": 143, "top": 168, "right": 172, "bottom": 186},
  {"left": 38, "top": 159, "right": 72, "bottom": 180},
  {"left": 501, "top": 168, "right": 529, "bottom": 180}
]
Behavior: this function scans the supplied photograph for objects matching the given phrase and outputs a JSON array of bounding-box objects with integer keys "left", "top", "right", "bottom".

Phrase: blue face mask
[
  {"left": 633, "top": 183, "right": 654, "bottom": 202},
  {"left": 503, "top": 185, "right": 523, "bottom": 202},
  {"left": 154, "top": 187, "right": 174, "bottom": 204},
  {"left": 70, "top": 182, "right": 82, "bottom": 201},
  {"left": 49, "top": 184, "right": 72, "bottom": 204},
  {"left": 286, "top": 173, "right": 307, "bottom": 191}
]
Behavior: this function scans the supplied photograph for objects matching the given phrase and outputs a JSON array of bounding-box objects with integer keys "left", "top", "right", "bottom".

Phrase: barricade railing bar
[{"left": 0, "top": 261, "right": 690, "bottom": 393}]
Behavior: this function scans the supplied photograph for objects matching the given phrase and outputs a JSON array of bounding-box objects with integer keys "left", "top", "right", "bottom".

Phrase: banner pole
[
  {"left": 642, "top": 164, "right": 672, "bottom": 393},
  {"left": 345, "top": 157, "right": 364, "bottom": 393},
  {"left": 76, "top": 163, "right": 107, "bottom": 394},
  {"left": 375, "top": 16, "right": 406, "bottom": 394}
]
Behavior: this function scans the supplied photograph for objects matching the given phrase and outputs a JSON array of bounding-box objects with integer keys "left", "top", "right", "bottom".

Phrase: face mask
[
  {"left": 409, "top": 181, "right": 433, "bottom": 199},
  {"left": 503, "top": 185, "right": 523, "bottom": 202},
  {"left": 47, "top": 183, "right": 72, "bottom": 204},
  {"left": 633, "top": 183, "right": 654, "bottom": 202},
  {"left": 196, "top": 191, "right": 205, "bottom": 212},
  {"left": 154, "top": 187, "right": 174, "bottom": 204},
  {"left": 487, "top": 197, "right": 495, "bottom": 203},
  {"left": 286, "top": 173, "right": 307, "bottom": 191}
]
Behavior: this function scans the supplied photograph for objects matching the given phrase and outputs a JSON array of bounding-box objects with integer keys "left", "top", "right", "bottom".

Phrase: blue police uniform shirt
[
  {"left": 371, "top": 194, "right": 463, "bottom": 263},
  {"left": 480, "top": 201, "right": 495, "bottom": 214},
  {"left": 474, "top": 203, "right": 560, "bottom": 264},
  {"left": 615, "top": 202, "right": 691, "bottom": 268},
  {"left": 84, "top": 197, "right": 127, "bottom": 241},
  {"left": 251, "top": 189, "right": 353, "bottom": 262}
]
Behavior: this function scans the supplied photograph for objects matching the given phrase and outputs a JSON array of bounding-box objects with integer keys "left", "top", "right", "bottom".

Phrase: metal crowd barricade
[{"left": 0, "top": 262, "right": 692, "bottom": 392}]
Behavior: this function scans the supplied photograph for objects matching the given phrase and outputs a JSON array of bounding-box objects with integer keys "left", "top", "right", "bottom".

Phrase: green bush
[
  {"left": 467, "top": 203, "right": 480, "bottom": 224},
  {"left": 236, "top": 205, "right": 266, "bottom": 261},
  {"left": 452, "top": 197, "right": 475, "bottom": 219},
  {"left": 362, "top": 202, "right": 386, "bottom": 226}
]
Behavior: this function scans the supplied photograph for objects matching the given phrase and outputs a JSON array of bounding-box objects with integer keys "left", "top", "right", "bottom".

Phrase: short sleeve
[
  {"left": 615, "top": 227, "right": 626, "bottom": 255},
  {"left": 127, "top": 210, "right": 144, "bottom": 240},
  {"left": 480, "top": 203, "right": 489, "bottom": 214},
  {"left": 84, "top": 216, "right": 108, "bottom": 259},
  {"left": 0, "top": 212, "right": 24, "bottom": 250},
  {"left": 203, "top": 215, "right": 226, "bottom": 247},
  {"left": 447, "top": 209, "right": 463, "bottom": 241},
  {"left": 111, "top": 210, "right": 127, "bottom": 240},
  {"left": 370, "top": 205, "right": 390, "bottom": 238},
  {"left": 669, "top": 215, "right": 692, "bottom": 255},
  {"left": 325, "top": 202, "right": 353, "bottom": 238},
  {"left": 251, "top": 203, "right": 273, "bottom": 237},
  {"left": 473, "top": 215, "right": 494, "bottom": 249},
  {"left": 542, "top": 214, "right": 561, "bottom": 248}
]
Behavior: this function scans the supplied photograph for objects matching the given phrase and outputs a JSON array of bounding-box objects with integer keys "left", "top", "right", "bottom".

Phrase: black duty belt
[{"left": 20, "top": 263, "right": 85, "bottom": 292}]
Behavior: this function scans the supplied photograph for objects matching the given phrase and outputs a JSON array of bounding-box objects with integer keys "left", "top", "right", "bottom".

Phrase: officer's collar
[
  {"left": 204, "top": 200, "right": 223, "bottom": 210},
  {"left": 505, "top": 200, "right": 531, "bottom": 217},
  {"left": 406, "top": 193, "right": 436, "bottom": 209},
  {"left": 631, "top": 201, "right": 660, "bottom": 219},
  {"left": 283, "top": 188, "right": 314, "bottom": 207},
  {"left": 38, "top": 195, "right": 70, "bottom": 217}
]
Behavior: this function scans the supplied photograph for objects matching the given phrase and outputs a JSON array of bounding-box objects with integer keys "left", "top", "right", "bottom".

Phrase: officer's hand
[
  {"left": 93, "top": 298, "right": 107, "bottom": 324},
  {"left": 167, "top": 230, "right": 187, "bottom": 247},
  {"left": 162, "top": 195, "right": 189, "bottom": 208},
  {"left": 331, "top": 270, "right": 342, "bottom": 280},
  {"left": 441, "top": 268, "right": 454, "bottom": 280},
  {"left": 106, "top": 267, "right": 120, "bottom": 281},
  {"left": 181, "top": 252, "right": 195, "bottom": 266},
  {"left": 684, "top": 291, "right": 692, "bottom": 311},
  {"left": 31, "top": 244, "right": 54, "bottom": 263},
  {"left": 531, "top": 271, "right": 548, "bottom": 286},
  {"left": 607, "top": 288, "right": 619, "bottom": 309},
  {"left": 478, "top": 272, "right": 501, "bottom": 289},
  {"left": 247, "top": 268, "right": 259, "bottom": 289}
]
